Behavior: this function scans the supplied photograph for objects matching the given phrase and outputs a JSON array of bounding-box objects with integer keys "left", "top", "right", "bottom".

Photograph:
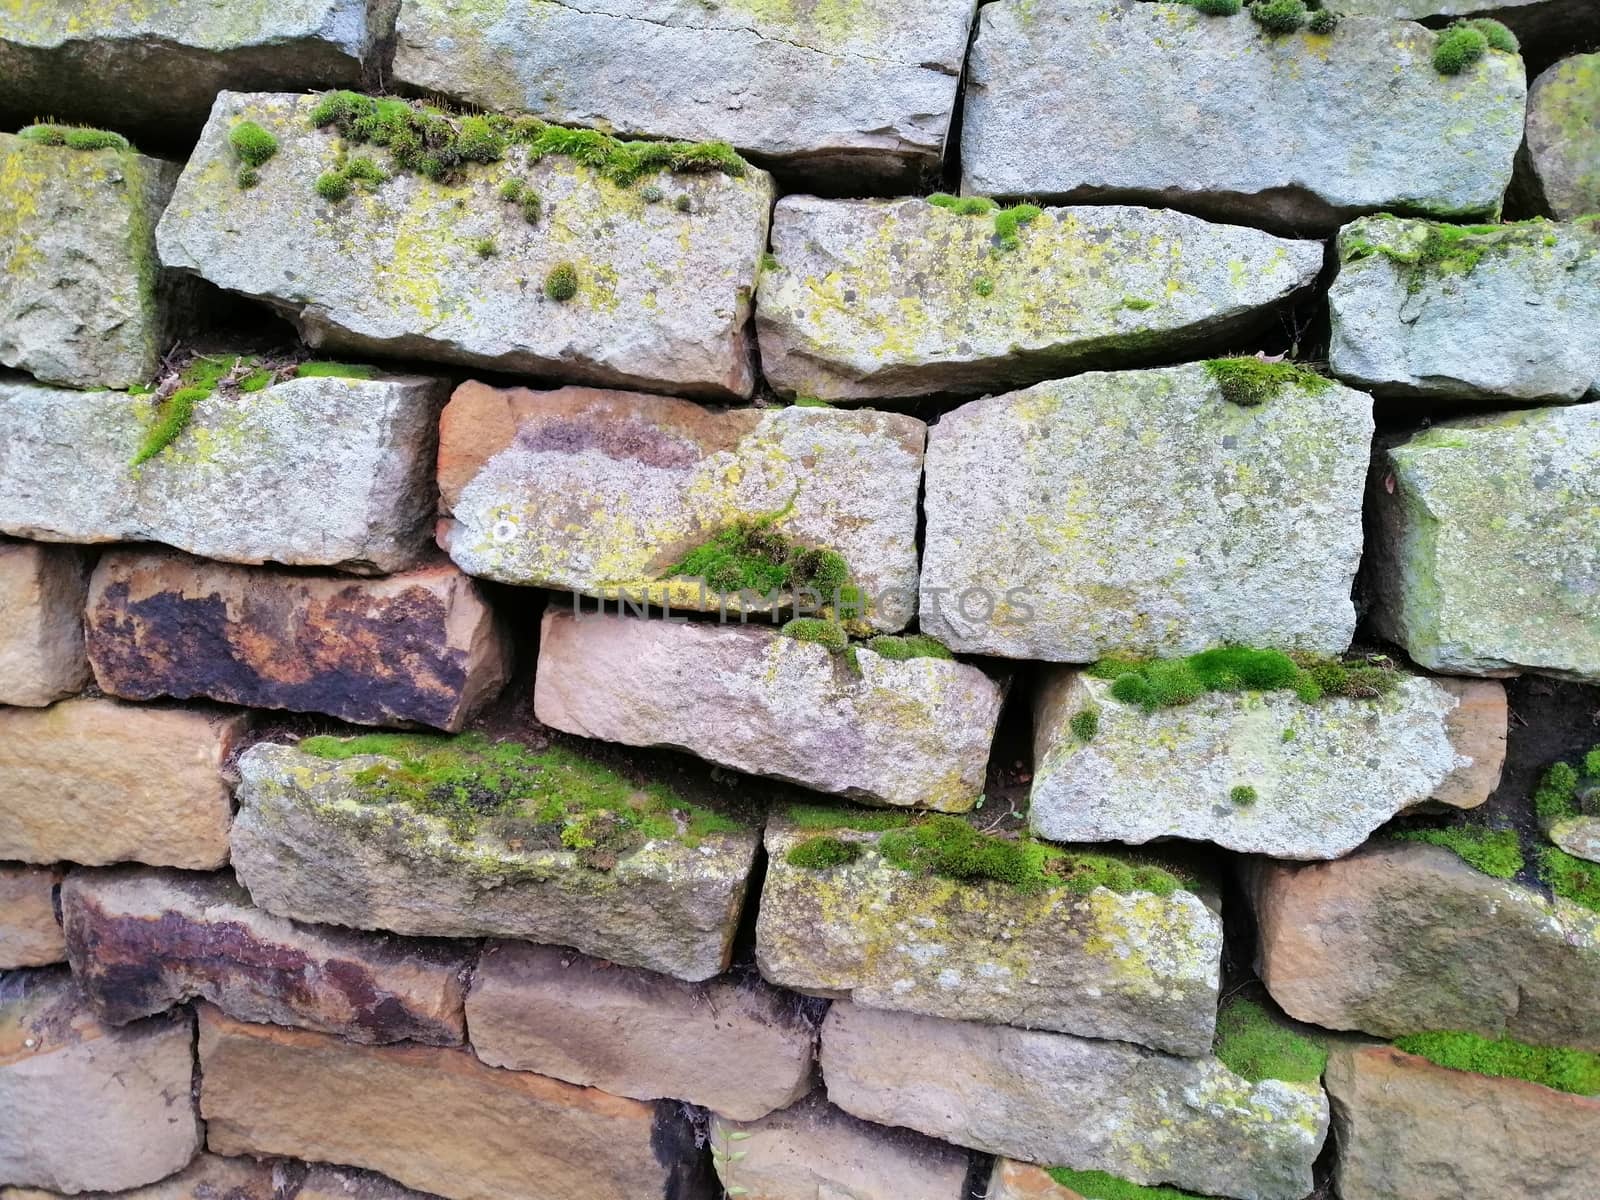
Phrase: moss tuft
[
  {"left": 1090, "top": 646, "right": 1396, "bottom": 712},
  {"left": 1540, "top": 845, "right": 1600, "bottom": 913},
  {"left": 473, "top": 236, "right": 497, "bottom": 258},
  {"left": 1184, "top": 0, "right": 1242, "bottom": 14},
  {"left": 786, "top": 836, "right": 862, "bottom": 870},
  {"left": 973, "top": 275, "right": 995, "bottom": 298},
  {"left": 544, "top": 261, "right": 579, "bottom": 302},
  {"left": 1391, "top": 824, "right": 1524, "bottom": 879},
  {"left": 1307, "top": 7, "right": 1337, "bottom": 33},
  {"left": 928, "top": 193, "right": 1044, "bottom": 253},
  {"left": 1043, "top": 1169, "right": 1205, "bottom": 1200},
  {"left": 1204, "top": 358, "right": 1332, "bottom": 406},
  {"left": 1394, "top": 1030, "right": 1600, "bottom": 1095},
  {"left": 295, "top": 361, "right": 378, "bottom": 380},
  {"left": 786, "top": 804, "right": 913, "bottom": 833},
  {"left": 130, "top": 353, "right": 273, "bottom": 467},
  {"left": 993, "top": 203, "right": 1042, "bottom": 251},
  {"left": 1070, "top": 708, "right": 1100, "bottom": 741},
  {"left": 1249, "top": 0, "right": 1309, "bottom": 34},
  {"left": 780, "top": 617, "right": 849, "bottom": 653},
  {"left": 228, "top": 121, "right": 278, "bottom": 168},
  {"left": 865, "top": 634, "right": 954, "bottom": 663},
  {"left": 1536, "top": 761, "right": 1582, "bottom": 822},
  {"left": 18, "top": 123, "right": 130, "bottom": 151},
  {"left": 927, "top": 193, "right": 997, "bottom": 216},
  {"left": 663, "top": 517, "right": 854, "bottom": 604},
  {"left": 1470, "top": 17, "right": 1518, "bottom": 53},
  {"left": 1433, "top": 22, "right": 1489, "bottom": 74},
  {"left": 314, "top": 170, "right": 351, "bottom": 202},
  {"left": 1214, "top": 997, "right": 1327, "bottom": 1084},
  {"left": 1230, "top": 785, "right": 1258, "bottom": 806}
]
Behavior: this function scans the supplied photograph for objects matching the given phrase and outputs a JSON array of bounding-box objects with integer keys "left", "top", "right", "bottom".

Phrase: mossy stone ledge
[{"left": 230, "top": 739, "right": 760, "bottom": 983}]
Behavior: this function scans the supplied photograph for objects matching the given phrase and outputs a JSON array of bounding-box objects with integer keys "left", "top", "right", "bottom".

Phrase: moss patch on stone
[
  {"left": 1045, "top": 1167, "right": 1207, "bottom": 1199},
  {"left": 1089, "top": 646, "right": 1398, "bottom": 712},
  {"left": 664, "top": 517, "right": 852, "bottom": 601},
  {"left": 228, "top": 120, "right": 277, "bottom": 187},
  {"left": 1214, "top": 996, "right": 1328, "bottom": 1084},
  {"left": 1391, "top": 824, "right": 1525, "bottom": 879},
  {"left": 780, "top": 617, "right": 849, "bottom": 653},
  {"left": 864, "top": 634, "right": 953, "bottom": 662},
  {"left": 786, "top": 804, "right": 913, "bottom": 833},
  {"left": 294, "top": 361, "right": 378, "bottom": 380},
  {"left": 130, "top": 353, "right": 272, "bottom": 467},
  {"left": 1539, "top": 845, "right": 1600, "bottom": 914},
  {"left": 786, "top": 835, "right": 862, "bottom": 869},
  {"left": 1230, "top": 785, "right": 1258, "bottom": 806},
  {"left": 1203, "top": 358, "right": 1332, "bottom": 406},
  {"left": 1342, "top": 218, "right": 1589, "bottom": 295},
  {"left": 1432, "top": 19, "right": 1516, "bottom": 75},
  {"left": 1070, "top": 708, "right": 1100, "bottom": 741},
  {"left": 927, "top": 193, "right": 1043, "bottom": 253},
  {"left": 1249, "top": 0, "right": 1309, "bottom": 35},
  {"left": 1394, "top": 1030, "right": 1600, "bottom": 1095},
  {"left": 18, "top": 123, "right": 130, "bottom": 152}
]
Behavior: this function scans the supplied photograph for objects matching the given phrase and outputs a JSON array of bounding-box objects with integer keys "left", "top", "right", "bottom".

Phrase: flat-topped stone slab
[
  {"left": 0, "top": 541, "right": 89, "bottom": 708},
  {"left": 1364, "top": 403, "right": 1600, "bottom": 682},
  {"left": 756, "top": 197, "right": 1322, "bottom": 402},
  {"left": 0, "top": 371, "right": 444, "bottom": 575},
  {"left": 1337, "top": 1, "right": 1600, "bottom": 66},
  {"left": 534, "top": 611, "right": 1006, "bottom": 812},
  {"left": 1329, "top": 216, "right": 1600, "bottom": 403},
  {"left": 1519, "top": 54, "right": 1600, "bottom": 221},
  {"left": 0, "top": 1153, "right": 281, "bottom": 1200},
  {"left": 436, "top": 382, "right": 925, "bottom": 632},
  {"left": 391, "top": 0, "right": 976, "bottom": 192},
  {"left": 919, "top": 363, "right": 1373, "bottom": 661},
  {"left": 961, "top": 0, "right": 1526, "bottom": 234},
  {"left": 157, "top": 92, "right": 775, "bottom": 401}
]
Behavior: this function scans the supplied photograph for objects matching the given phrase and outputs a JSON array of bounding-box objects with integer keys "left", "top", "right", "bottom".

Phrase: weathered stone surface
[
  {"left": 198, "top": 1004, "right": 714, "bottom": 1200},
  {"left": 1430, "top": 679, "right": 1510, "bottom": 810},
  {"left": 1364, "top": 403, "right": 1600, "bottom": 681},
  {"left": 756, "top": 819, "right": 1220, "bottom": 1056},
  {"left": 708, "top": 1092, "right": 971, "bottom": 1200},
  {"left": 985, "top": 1160, "right": 1081, "bottom": 1200},
  {"left": 821, "top": 1002, "right": 1327, "bottom": 1200},
  {"left": 232, "top": 742, "right": 758, "bottom": 982},
  {"left": 0, "top": 372, "right": 445, "bottom": 575},
  {"left": 1325, "top": 1042, "right": 1600, "bottom": 1200},
  {"left": 0, "top": 134, "right": 183, "bottom": 390},
  {"left": 1030, "top": 673, "right": 1502, "bottom": 860},
  {"left": 756, "top": 198, "right": 1323, "bottom": 402},
  {"left": 919, "top": 364, "right": 1372, "bottom": 662},
  {"left": 0, "top": 2, "right": 394, "bottom": 145},
  {"left": 467, "top": 941, "right": 814, "bottom": 1120},
  {"left": 1547, "top": 813, "right": 1600, "bottom": 863},
  {"left": 962, "top": 1, "right": 1526, "bottom": 234},
  {"left": 0, "top": 699, "right": 246, "bottom": 869},
  {"left": 60, "top": 866, "right": 471, "bottom": 1045},
  {"left": 0, "top": 969, "right": 200, "bottom": 1194},
  {"left": 1337, "top": 1, "right": 1600, "bottom": 65},
  {"left": 292, "top": 1164, "right": 442, "bottom": 1200},
  {"left": 391, "top": 0, "right": 975, "bottom": 192},
  {"left": 0, "top": 1154, "right": 279, "bottom": 1200},
  {"left": 436, "top": 382, "right": 924, "bottom": 632},
  {"left": 0, "top": 541, "right": 89, "bottom": 708},
  {"left": 1329, "top": 216, "right": 1600, "bottom": 402},
  {"left": 1248, "top": 842, "right": 1600, "bottom": 1049},
  {"left": 157, "top": 92, "right": 775, "bottom": 401},
  {"left": 0, "top": 865, "right": 62, "bottom": 968},
  {"left": 534, "top": 611, "right": 1005, "bottom": 812},
  {"left": 1520, "top": 54, "right": 1600, "bottom": 220},
  {"left": 86, "top": 548, "right": 510, "bottom": 731}
]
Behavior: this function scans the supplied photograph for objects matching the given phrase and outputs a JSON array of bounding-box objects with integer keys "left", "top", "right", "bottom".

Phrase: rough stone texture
[
  {"left": 0, "top": 541, "right": 90, "bottom": 708},
  {"left": 0, "top": 865, "right": 63, "bottom": 968},
  {"left": 821, "top": 1002, "right": 1327, "bottom": 1200},
  {"left": 1547, "top": 814, "right": 1600, "bottom": 863},
  {"left": 919, "top": 364, "right": 1372, "bottom": 662},
  {"left": 0, "top": 699, "right": 246, "bottom": 870},
  {"left": 708, "top": 1092, "right": 972, "bottom": 1200},
  {"left": 1430, "top": 679, "right": 1510, "bottom": 810},
  {"left": 757, "top": 197, "right": 1323, "bottom": 401},
  {"left": 436, "top": 382, "right": 925, "bottom": 632},
  {"left": 60, "top": 866, "right": 471, "bottom": 1045},
  {"left": 157, "top": 92, "right": 776, "bottom": 401},
  {"left": 1329, "top": 216, "right": 1600, "bottom": 402},
  {"left": 985, "top": 1160, "right": 1082, "bottom": 1200},
  {"left": 467, "top": 941, "right": 814, "bottom": 1121},
  {"left": 1364, "top": 403, "right": 1600, "bottom": 682},
  {"left": 756, "top": 819, "right": 1221, "bottom": 1056},
  {"left": 0, "top": 2, "right": 395, "bottom": 145},
  {"left": 198, "top": 1005, "right": 713, "bottom": 1200},
  {"left": 232, "top": 742, "right": 758, "bottom": 983},
  {"left": 292, "top": 1165, "right": 443, "bottom": 1200},
  {"left": 0, "top": 969, "right": 201, "bottom": 1194},
  {"left": 1325, "top": 1042, "right": 1600, "bottom": 1200},
  {"left": 391, "top": 0, "right": 975, "bottom": 192},
  {"left": 1337, "top": 1, "right": 1600, "bottom": 67},
  {"left": 961, "top": 0, "right": 1526, "bottom": 234},
  {"left": 85, "top": 548, "right": 510, "bottom": 731},
  {"left": 534, "top": 611, "right": 1005, "bottom": 812},
  {"left": 0, "top": 372, "right": 445, "bottom": 575},
  {"left": 1248, "top": 841, "right": 1600, "bottom": 1049},
  {"left": 1029, "top": 673, "right": 1502, "bottom": 860},
  {"left": 0, "top": 133, "right": 184, "bottom": 390},
  {"left": 0, "top": 1154, "right": 279, "bottom": 1200},
  {"left": 1519, "top": 54, "right": 1600, "bottom": 220}
]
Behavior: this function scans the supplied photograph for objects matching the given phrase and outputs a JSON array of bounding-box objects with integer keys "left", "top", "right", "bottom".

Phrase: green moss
[
  {"left": 130, "top": 387, "right": 205, "bottom": 468},
  {"left": 314, "top": 170, "right": 351, "bottom": 202},
  {"left": 295, "top": 361, "right": 378, "bottom": 380},
  {"left": 1120, "top": 296, "right": 1156, "bottom": 311},
  {"left": 928, "top": 193, "right": 1043, "bottom": 253},
  {"left": 1214, "top": 997, "right": 1327, "bottom": 1084},
  {"left": 663, "top": 517, "right": 854, "bottom": 603},
  {"left": 1070, "top": 708, "right": 1100, "bottom": 741},
  {"left": 473, "top": 236, "right": 497, "bottom": 258},
  {"left": 1249, "top": 0, "right": 1309, "bottom": 34},
  {"left": 786, "top": 836, "right": 863, "bottom": 870},
  {"left": 130, "top": 353, "right": 271, "bottom": 468},
  {"left": 1045, "top": 1168, "right": 1206, "bottom": 1200},
  {"left": 1540, "top": 845, "right": 1600, "bottom": 914},
  {"left": 342, "top": 155, "right": 387, "bottom": 186},
  {"left": 1090, "top": 646, "right": 1397, "bottom": 712},
  {"left": 228, "top": 121, "right": 278, "bottom": 167},
  {"left": 973, "top": 275, "right": 995, "bottom": 298},
  {"left": 761, "top": 252, "right": 780, "bottom": 271},
  {"left": 1394, "top": 1031, "right": 1600, "bottom": 1095},
  {"left": 1536, "top": 762, "right": 1582, "bottom": 822},
  {"left": 1433, "top": 22, "right": 1488, "bottom": 74},
  {"left": 786, "top": 804, "right": 913, "bottom": 833},
  {"left": 1391, "top": 824, "right": 1524, "bottom": 879},
  {"left": 1203, "top": 358, "right": 1332, "bottom": 406},
  {"left": 673, "top": 194, "right": 693, "bottom": 213},
  {"left": 791, "top": 395, "right": 832, "bottom": 408},
  {"left": 1230, "top": 785, "right": 1258, "bottom": 806},
  {"left": 927, "top": 193, "right": 996, "bottom": 216},
  {"left": 1587, "top": 749, "right": 1600, "bottom": 778},
  {"left": 641, "top": 185, "right": 665, "bottom": 204},
  {"left": 498, "top": 177, "right": 525, "bottom": 202},
  {"left": 780, "top": 617, "right": 849, "bottom": 653},
  {"left": 1183, "top": 0, "right": 1242, "bottom": 14},
  {"left": 865, "top": 634, "right": 954, "bottom": 663},
  {"left": 1307, "top": 7, "right": 1336, "bottom": 33},
  {"left": 18, "top": 123, "right": 130, "bottom": 152},
  {"left": 544, "top": 261, "right": 579, "bottom": 301},
  {"left": 1341, "top": 220, "right": 1576, "bottom": 293}
]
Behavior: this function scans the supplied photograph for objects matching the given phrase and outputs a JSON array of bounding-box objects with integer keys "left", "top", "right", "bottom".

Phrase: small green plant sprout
[
  {"left": 1120, "top": 296, "right": 1156, "bottom": 311},
  {"left": 711, "top": 1126, "right": 753, "bottom": 1197},
  {"left": 473, "top": 236, "right": 497, "bottom": 258},
  {"left": 974, "top": 275, "right": 996, "bottom": 297},
  {"left": 1044, "top": 1167, "right": 1208, "bottom": 1200},
  {"left": 544, "top": 261, "right": 579, "bottom": 301},
  {"left": 780, "top": 617, "right": 849, "bottom": 653},
  {"left": 18, "top": 123, "right": 130, "bottom": 151},
  {"left": 1230, "top": 784, "right": 1258, "bottom": 806},
  {"left": 786, "top": 835, "right": 862, "bottom": 869},
  {"left": 1393, "top": 1030, "right": 1600, "bottom": 1096},
  {"left": 498, "top": 177, "right": 524, "bottom": 202},
  {"left": 1307, "top": 7, "right": 1337, "bottom": 33},
  {"left": 1391, "top": 823, "right": 1524, "bottom": 879},
  {"left": 1249, "top": 0, "right": 1310, "bottom": 34},
  {"left": 1070, "top": 708, "right": 1100, "bottom": 741},
  {"left": 1214, "top": 996, "right": 1328, "bottom": 1084},
  {"left": 1204, "top": 357, "right": 1332, "bottom": 406},
  {"left": 1432, "top": 21, "right": 1489, "bottom": 73},
  {"left": 1185, "top": 0, "right": 1243, "bottom": 14},
  {"left": 1281, "top": 726, "right": 1296, "bottom": 743}
]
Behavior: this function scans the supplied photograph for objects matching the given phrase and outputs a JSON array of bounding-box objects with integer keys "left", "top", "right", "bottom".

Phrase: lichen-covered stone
[
  {"left": 1325, "top": 1042, "right": 1600, "bottom": 1200},
  {"left": 533, "top": 611, "right": 1005, "bottom": 812},
  {"left": 0, "top": 2, "right": 395, "bottom": 145},
  {"left": 0, "top": 699, "right": 247, "bottom": 870},
  {"left": 231, "top": 742, "right": 758, "bottom": 982},
  {"left": 60, "top": 866, "right": 471, "bottom": 1045},
  {"left": 0, "top": 541, "right": 90, "bottom": 708},
  {"left": 157, "top": 91, "right": 775, "bottom": 400},
  {"left": 1030, "top": 673, "right": 1503, "bottom": 860},
  {"left": 1329, "top": 216, "right": 1600, "bottom": 402},
  {"left": 1547, "top": 814, "right": 1600, "bottom": 864},
  {"left": 85, "top": 548, "right": 511, "bottom": 730},
  {"left": 0, "top": 1154, "right": 280, "bottom": 1200},
  {"left": 1247, "top": 842, "right": 1600, "bottom": 1049},
  {"left": 708, "top": 1092, "right": 972, "bottom": 1200},
  {"left": 756, "top": 198, "right": 1323, "bottom": 401},
  {"left": 391, "top": 0, "right": 975, "bottom": 192},
  {"left": 1519, "top": 54, "right": 1600, "bottom": 221},
  {"left": 0, "top": 133, "right": 184, "bottom": 390},
  {"left": 0, "top": 372, "right": 445, "bottom": 575},
  {"left": 821, "top": 1002, "right": 1328, "bottom": 1200},
  {"left": 197, "top": 1004, "right": 713, "bottom": 1200},
  {"left": 756, "top": 818, "right": 1221, "bottom": 1056},
  {"left": 1364, "top": 403, "right": 1600, "bottom": 682},
  {"left": 0, "top": 864, "right": 63, "bottom": 969},
  {"left": 0, "top": 969, "right": 201, "bottom": 1194},
  {"left": 466, "top": 941, "right": 815, "bottom": 1120},
  {"left": 291, "top": 1164, "right": 442, "bottom": 1200},
  {"left": 919, "top": 364, "right": 1372, "bottom": 662},
  {"left": 436, "top": 382, "right": 924, "bottom": 631},
  {"left": 962, "top": 0, "right": 1526, "bottom": 233},
  {"left": 1336, "top": 0, "right": 1600, "bottom": 66}
]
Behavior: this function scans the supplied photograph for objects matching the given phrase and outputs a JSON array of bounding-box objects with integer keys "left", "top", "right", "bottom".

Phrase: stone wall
[{"left": 2, "top": 3, "right": 1600, "bottom": 1200}]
